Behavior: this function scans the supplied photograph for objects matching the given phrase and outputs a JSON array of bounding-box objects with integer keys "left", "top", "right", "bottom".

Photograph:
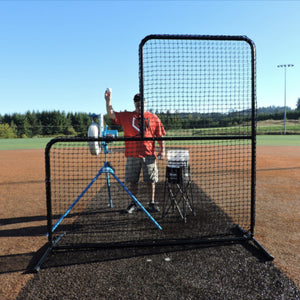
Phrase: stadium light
[{"left": 277, "top": 64, "right": 294, "bottom": 134}]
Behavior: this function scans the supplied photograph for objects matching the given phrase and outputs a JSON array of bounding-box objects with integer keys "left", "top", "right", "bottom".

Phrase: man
[{"left": 105, "top": 90, "right": 165, "bottom": 213}]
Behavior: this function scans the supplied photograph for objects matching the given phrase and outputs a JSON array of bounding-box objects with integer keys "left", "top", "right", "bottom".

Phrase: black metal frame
[
  {"left": 138, "top": 34, "right": 271, "bottom": 259},
  {"left": 35, "top": 35, "right": 273, "bottom": 272}
]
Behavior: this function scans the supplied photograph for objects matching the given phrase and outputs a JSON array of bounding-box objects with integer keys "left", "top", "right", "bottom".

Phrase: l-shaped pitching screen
[{"left": 46, "top": 35, "right": 256, "bottom": 248}]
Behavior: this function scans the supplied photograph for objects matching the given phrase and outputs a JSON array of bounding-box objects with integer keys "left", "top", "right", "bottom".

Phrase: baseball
[{"left": 106, "top": 88, "right": 112, "bottom": 94}]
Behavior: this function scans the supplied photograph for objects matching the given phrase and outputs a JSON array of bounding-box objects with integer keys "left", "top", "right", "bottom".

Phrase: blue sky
[{"left": 0, "top": 0, "right": 299, "bottom": 115}]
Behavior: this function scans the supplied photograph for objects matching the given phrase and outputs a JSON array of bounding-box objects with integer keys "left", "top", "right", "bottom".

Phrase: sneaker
[
  {"left": 147, "top": 202, "right": 160, "bottom": 213},
  {"left": 126, "top": 203, "right": 137, "bottom": 214}
]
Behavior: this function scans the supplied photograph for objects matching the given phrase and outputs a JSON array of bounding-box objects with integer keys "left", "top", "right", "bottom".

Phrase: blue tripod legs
[
  {"left": 103, "top": 161, "right": 162, "bottom": 229},
  {"left": 106, "top": 172, "right": 113, "bottom": 208},
  {"left": 102, "top": 161, "right": 162, "bottom": 230},
  {"left": 49, "top": 162, "right": 162, "bottom": 235},
  {"left": 110, "top": 172, "right": 162, "bottom": 230}
]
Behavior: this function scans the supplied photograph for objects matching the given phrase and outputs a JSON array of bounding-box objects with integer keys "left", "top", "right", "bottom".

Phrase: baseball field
[{"left": 0, "top": 136, "right": 299, "bottom": 299}]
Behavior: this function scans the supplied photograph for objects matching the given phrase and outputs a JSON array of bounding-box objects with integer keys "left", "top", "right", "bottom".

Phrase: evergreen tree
[{"left": 297, "top": 98, "right": 300, "bottom": 111}]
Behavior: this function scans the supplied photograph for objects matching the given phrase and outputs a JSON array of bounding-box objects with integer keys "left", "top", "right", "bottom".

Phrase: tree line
[
  {"left": 0, "top": 111, "right": 113, "bottom": 138},
  {"left": 1, "top": 105, "right": 300, "bottom": 138},
  {"left": 156, "top": 105, "right": 300, "bottom": 130}
]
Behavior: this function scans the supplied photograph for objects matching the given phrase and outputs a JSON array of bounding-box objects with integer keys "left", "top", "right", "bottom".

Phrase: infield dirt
[{"left": 0, "top": 146, "right": 299, "bottom": 299}]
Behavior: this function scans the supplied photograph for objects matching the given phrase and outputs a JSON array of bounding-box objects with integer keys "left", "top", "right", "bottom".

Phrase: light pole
[{"left": 277, "top": 64, "right": 294, "bottom": 134}]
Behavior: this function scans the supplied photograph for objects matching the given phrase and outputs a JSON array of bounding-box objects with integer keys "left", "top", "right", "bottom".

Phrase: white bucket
[{"left": 167, "top": 150, "right": 189, "bottom": 167}]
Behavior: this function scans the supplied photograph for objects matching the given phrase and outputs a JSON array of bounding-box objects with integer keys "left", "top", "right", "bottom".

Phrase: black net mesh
[
  {"left": 47, "top": 35, "right": 256, "bottom": 248},
  {"left": 141, "top": 36, "right": 253, "bottom": 137}
]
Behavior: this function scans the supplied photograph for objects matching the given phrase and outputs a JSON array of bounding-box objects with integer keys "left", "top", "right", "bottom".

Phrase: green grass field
[
  {"left": 0, "top": 137, "right": 53, "bottom": 150},
  {"left": 257, "top": 120, "right": 300, "bottom": 135},
  {"left": 256, "top": 135, "right": 300, "bottom": 146},
  {"left": 0, "top": 135, "right": 299, "bottom": 150}
]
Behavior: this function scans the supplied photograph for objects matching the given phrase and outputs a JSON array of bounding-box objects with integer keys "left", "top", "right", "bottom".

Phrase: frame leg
[{"left": 34, "top": 232, "right": 65, "bottom": 272}]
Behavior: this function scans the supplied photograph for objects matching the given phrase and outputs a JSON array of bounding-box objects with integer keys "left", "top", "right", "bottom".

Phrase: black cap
[{"left": 133, "top": 94, "right": 140, "bottom": 102}]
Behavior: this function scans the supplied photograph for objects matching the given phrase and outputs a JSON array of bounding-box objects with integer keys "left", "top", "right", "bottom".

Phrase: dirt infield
[{"left": 0, "top": 146, "right": 299, "bottom": 299}]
